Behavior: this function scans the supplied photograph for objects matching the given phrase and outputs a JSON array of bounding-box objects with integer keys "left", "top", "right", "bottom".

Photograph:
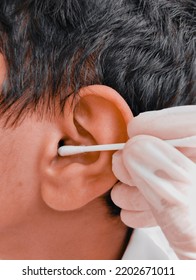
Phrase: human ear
[
  {"left": 41, "top": 85, "right": 133, "bottom": 211},
  {"left": 0, "top": 54, "right": 6, "bottom": 88}
]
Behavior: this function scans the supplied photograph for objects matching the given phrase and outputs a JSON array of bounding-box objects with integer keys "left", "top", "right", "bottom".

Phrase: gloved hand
[{"left": 111, "top": 105, "right": 196, "bottom": 259}]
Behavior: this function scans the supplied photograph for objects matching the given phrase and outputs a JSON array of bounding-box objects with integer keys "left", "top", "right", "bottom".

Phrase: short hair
[
  {"left": 0, "top": 0, "right": 196, "bottom": 127},
  {"left": 0, "top": 0, "right": 196, "bottom": 216}
]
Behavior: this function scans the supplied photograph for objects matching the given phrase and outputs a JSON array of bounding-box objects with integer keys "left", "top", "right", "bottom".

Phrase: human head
[{"left": 0, "top": 0, "right": 196, "bottom": 226}]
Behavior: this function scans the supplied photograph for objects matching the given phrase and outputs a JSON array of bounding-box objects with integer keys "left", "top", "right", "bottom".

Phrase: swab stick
[
  {"left": 58, "top": 136, "right": 196, "bottom": 156},
  {"left": 58, "top": 143, "right": 125, "bottom": 156}
]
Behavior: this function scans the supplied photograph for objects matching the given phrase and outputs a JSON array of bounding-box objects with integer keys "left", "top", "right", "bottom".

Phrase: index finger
[{"left": 128, "top": 105, "right": 196, "bottom": 139}]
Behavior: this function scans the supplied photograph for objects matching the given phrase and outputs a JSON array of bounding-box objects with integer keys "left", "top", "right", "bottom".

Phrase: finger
[
  {"left": 178, "top": 147, "right": 196, "bottom": 163},
  {"left": 111, "top": 183, "right": 150, "bottom": 211},
  {"left": 128, "top": 160, "right": 186, "bottom": 208},
  {"left": 122, "top": 136, "right": 196, "bottom": 207},
  {"left": 123, "top": 135, "right": 194, "bottom": 182},
  {"left": 112, "top": 150, "right": 134, "bottom": 186},
  {"left": 120, "top": 209, "right": 157, "bottom": 228},
  {"left": 128, "top": 105, "right": 196, "bottom": 139}
]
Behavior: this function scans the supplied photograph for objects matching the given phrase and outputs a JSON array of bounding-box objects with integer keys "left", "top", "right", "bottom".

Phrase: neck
[{"left": 0, "top": 198, "right": 130, "bottom": 259}]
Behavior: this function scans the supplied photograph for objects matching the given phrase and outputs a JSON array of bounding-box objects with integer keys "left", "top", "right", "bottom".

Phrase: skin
[{"left": 0, "top": 55, "right": 132, "bottom": 259}]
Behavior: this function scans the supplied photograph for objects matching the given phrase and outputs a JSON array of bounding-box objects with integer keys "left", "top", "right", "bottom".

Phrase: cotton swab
[
  {"left": 58, "top": 136, "right": 196, "bottom": 156},
  {"left": 58, "top": 143, "right": 125, "bottom": 156}
]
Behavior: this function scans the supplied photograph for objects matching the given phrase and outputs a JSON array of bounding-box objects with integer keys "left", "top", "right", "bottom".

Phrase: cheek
[{"left": 0, "top": 140, "right": 41, "bottom": 230}]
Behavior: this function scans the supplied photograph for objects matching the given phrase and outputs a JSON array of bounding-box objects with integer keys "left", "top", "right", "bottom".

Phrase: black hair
[
  {"left": 0, "top": 0, "right": 196, "bottom": 215},
  {"left": 0, "top": 0, "right": 196, "bottom": 125}
]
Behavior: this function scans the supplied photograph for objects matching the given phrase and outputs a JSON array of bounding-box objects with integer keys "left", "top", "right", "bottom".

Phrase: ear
[
  {"left": 41, "top": 85, "right": 133, "bottom": 211},
  {"left": 0, "top": 54, "right": 7, "bottom": 88}
]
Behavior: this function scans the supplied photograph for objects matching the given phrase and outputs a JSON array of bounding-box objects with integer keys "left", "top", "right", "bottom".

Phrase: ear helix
[{"left": 41, "top": 85, "right": 134, "bottom": 211}]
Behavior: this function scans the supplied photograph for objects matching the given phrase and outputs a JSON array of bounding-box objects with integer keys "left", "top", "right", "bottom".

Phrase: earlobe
[{"left": 41, "top": 85, "right": 133, "bottom": 211}]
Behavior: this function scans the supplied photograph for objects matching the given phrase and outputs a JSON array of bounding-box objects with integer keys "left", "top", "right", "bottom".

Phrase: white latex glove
[{"left": 111, "top": 105, "right": 196, "bottom": 259}]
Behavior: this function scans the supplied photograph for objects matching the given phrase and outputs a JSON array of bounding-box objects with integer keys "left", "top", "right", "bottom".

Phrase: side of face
[
  {"left": 0, "top": 117, "right": 54, "bottom": 229},
  {"left": 0, "top": 54, "right": 133, "bottom": 231}
]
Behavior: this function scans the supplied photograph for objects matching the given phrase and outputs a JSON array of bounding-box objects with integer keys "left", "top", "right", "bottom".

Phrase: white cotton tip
[{"left": 58, "top": 143, "right": 125, "bottom": 156}]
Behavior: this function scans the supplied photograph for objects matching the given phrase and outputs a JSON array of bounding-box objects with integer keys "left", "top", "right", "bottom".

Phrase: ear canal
[{"left": 40, "top": 85, "right": 133, "bottom": 211}]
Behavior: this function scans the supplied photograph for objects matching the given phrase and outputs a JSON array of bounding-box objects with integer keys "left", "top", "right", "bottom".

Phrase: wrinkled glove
[{"left": 111, "top": 105, "right": 196, "bottom": 259}]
